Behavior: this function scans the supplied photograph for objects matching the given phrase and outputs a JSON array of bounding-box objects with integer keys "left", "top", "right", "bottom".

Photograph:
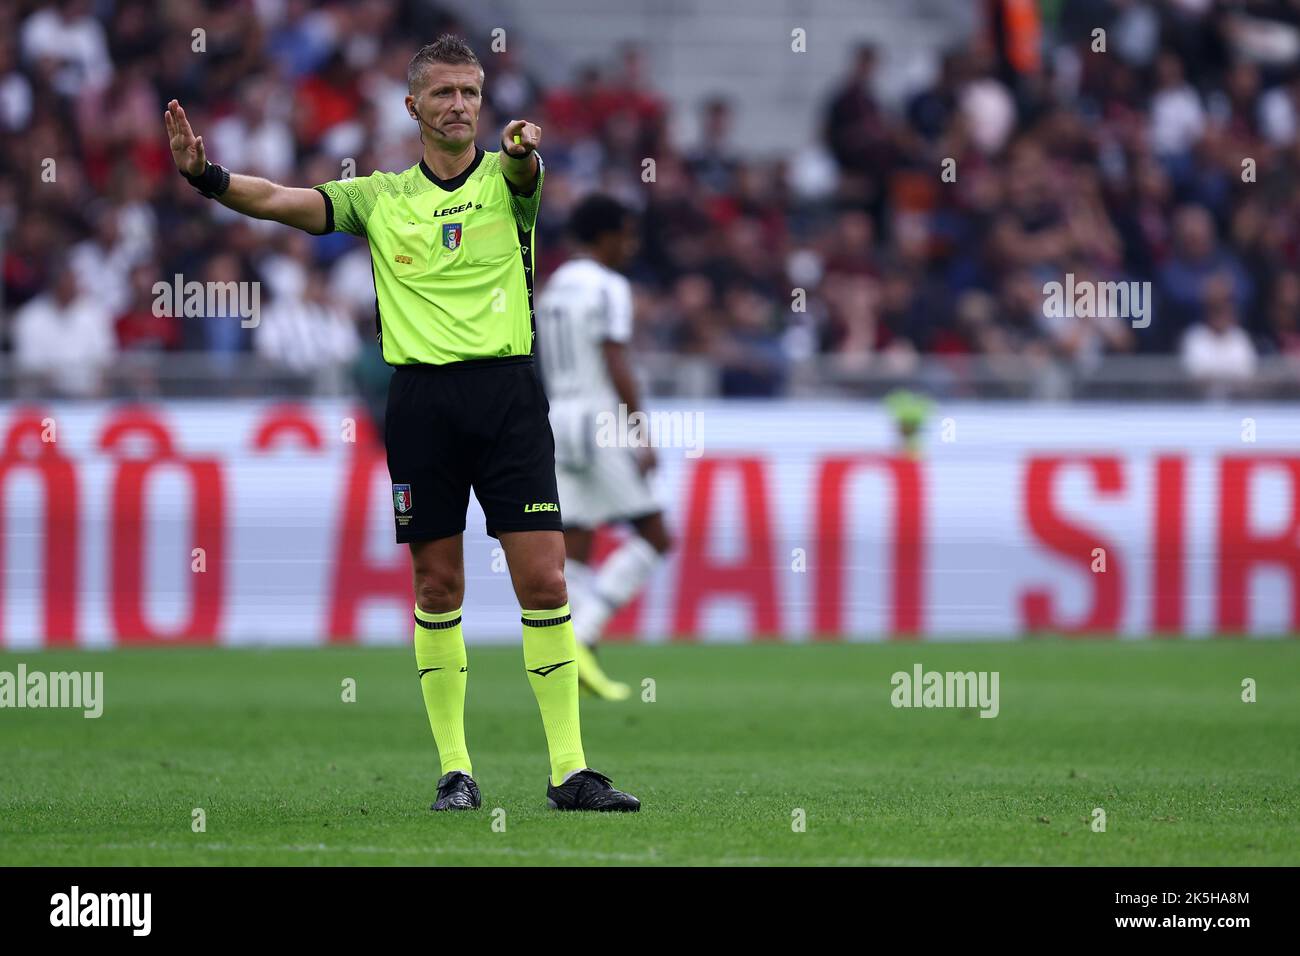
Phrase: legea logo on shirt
[{"left": 432, "top": 201, "right": 481, "bottom": 218}]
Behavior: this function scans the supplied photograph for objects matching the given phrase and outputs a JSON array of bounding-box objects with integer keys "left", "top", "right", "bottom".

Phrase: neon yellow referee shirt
[{"left": 315, "top": 147, "right": 543, "bottom": 366}]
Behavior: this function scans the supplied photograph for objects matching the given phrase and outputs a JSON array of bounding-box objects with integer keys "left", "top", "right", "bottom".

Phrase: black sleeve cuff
[
  {"left": 505, "top": 153, "right": 542, "bottom": 197},
  {"left": 312, "top": 186, "right": 335, "bottom": 235}
]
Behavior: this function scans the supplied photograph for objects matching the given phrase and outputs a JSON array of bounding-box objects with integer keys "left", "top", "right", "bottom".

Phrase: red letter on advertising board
[
  {"left": 813, "top": 455, "right": 924, "bottom": 639},
  {"left": 1217, "top": 456, "right": 1300, "bottom": 633},
  {"left": 251, "top": 404, "right": 325, "bottom": 451},
  {"left": 1021, "top": 456, "right": 1124, "bottom": 635},
  {"left": 1152, "top": 456, "right": 1185, "bottom": 635},
  {"left": 0, "top": 409, "right": 78, "bottom": 646},
  {"left": 672, "top": 457, "right": 778, "bottom": 640},
  {"left": 100, "top": 409, "right": 224, "bottom": 644},
  {"left": 328, "top": 411, "right": 408, "bottom": 641}
]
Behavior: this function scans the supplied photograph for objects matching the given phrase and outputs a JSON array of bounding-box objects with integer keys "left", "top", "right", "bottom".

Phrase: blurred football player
[{"left": 536, "top": 195, "right": 672, "bottom": 700}]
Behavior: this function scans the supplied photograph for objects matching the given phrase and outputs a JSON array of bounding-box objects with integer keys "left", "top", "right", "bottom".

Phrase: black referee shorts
[{"left": 385, "top": 356, "right": 563, "bottom": 542}]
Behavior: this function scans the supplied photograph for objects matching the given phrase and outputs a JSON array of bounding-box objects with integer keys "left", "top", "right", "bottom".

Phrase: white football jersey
[{"left": 536, "top": 257, "right": 633, "bottom": 403}]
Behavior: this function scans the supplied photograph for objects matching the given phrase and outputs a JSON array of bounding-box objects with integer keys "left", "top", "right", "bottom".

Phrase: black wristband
[
  {"left": 181, "top": 162, "right": 230, "bottom": 198},
  {"left": 500, "top": 138, "right": 533, "bottom": 160}
]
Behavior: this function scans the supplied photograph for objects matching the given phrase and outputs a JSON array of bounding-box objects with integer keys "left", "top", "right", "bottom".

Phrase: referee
[{"left": 164, "top": 35, "right": 639, "bottom": 812}]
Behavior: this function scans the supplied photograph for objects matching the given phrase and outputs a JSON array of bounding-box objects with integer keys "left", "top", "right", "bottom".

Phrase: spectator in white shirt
[
  {"left": 255, "top": 266, "right": 362, "bottom": 378},
  {"left": 12, "top": 263, "right": 117, "bottom": 397},
  {"left": 1181, "top": 277, "right": 1257, "bottom": 396},
  {"left": 1150, "top": 52, "right": 1205, "bottom": 158},
  {"left": 329, "top": 245, "right": 377, "bottom": 321},
  {"left": 0, "top": 38, "right": 33, "bottom": 132},
  {"left": 68, "top": 202, "right": 152, "bottom": 317},
  {"left": 20, "top": 0, "right": 113, "bottom": 96},
  {"left": 209, "top": 80, "right": 296, "bottom": 182}
]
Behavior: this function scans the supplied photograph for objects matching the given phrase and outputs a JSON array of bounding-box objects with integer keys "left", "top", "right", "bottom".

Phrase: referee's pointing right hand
[{"left": 501, "top": 118, "right": 542, "bottom": 158}]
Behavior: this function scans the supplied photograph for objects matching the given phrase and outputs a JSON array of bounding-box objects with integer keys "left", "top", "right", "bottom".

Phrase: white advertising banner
[{"left": 1, "top": 400, "right": 1297, "bottom": 646}]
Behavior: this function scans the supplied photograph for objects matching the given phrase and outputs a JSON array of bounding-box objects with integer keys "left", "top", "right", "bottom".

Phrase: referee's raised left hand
[
  {"left": 501, "top": 119, "right": 542, "bottom": 158},
  {"left": 165, "top": 99, "right": 208, "bottom": 177}
]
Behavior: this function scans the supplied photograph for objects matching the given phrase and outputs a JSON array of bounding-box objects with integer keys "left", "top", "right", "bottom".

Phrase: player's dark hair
[
  {"left": 408, "top": 35, "right": 483, "bottom": 93},
  {"left": 568, "top": 194, "right": 631, "bottom": 245}
]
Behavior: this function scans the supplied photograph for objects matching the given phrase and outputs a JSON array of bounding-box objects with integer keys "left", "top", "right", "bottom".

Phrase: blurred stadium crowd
[{"left": 3, "top": 0, "right": 1300, "bottom": 399}]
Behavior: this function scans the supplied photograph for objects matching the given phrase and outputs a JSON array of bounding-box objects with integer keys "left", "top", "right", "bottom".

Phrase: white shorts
[{"left": 550, "top": 399, "right": 660, "bottom": 528}]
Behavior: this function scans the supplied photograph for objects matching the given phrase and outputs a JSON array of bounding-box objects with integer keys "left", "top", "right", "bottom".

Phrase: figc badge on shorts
[{"left": 393, "top": 483, "right": 412, "bottom": 514}]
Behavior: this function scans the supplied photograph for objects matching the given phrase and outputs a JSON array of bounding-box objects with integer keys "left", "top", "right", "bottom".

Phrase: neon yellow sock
[
  {"left": 521, "top": 604, "right": 586, "bottom": 782},
  {"left": 414, "top": 606, "right": 471, "bottom": 776}
]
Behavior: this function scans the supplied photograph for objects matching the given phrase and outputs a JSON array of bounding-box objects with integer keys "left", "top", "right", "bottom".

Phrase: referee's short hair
[
  {"left": 408, "top": 35, "right": 483, "bottom": 92},
  {"left": 568, "top": 194, "right": 631, "bottom": 245}
]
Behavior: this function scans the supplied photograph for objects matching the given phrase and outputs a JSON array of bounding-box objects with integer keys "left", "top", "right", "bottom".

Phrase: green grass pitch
[{"left": 1, "top": 640, "right": 1296, "bottom": 866}]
